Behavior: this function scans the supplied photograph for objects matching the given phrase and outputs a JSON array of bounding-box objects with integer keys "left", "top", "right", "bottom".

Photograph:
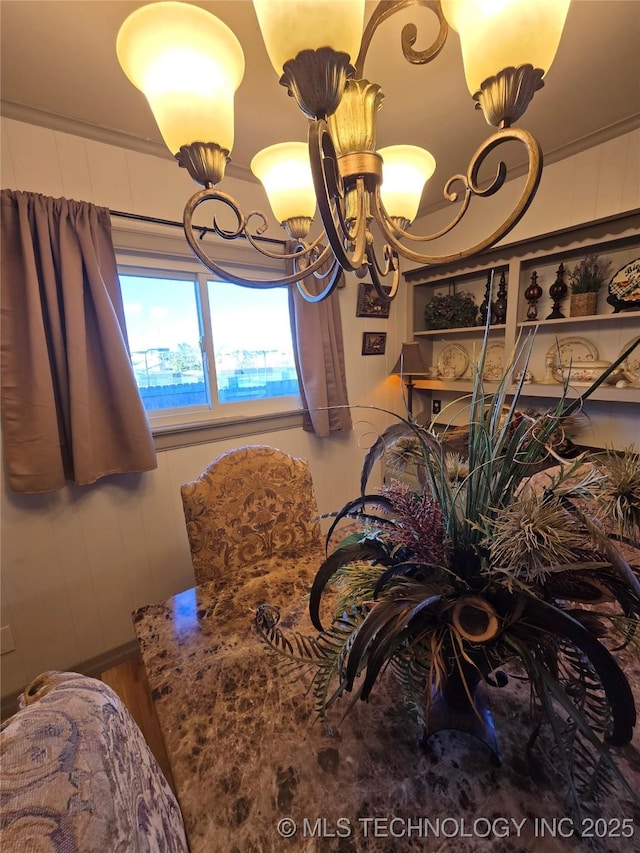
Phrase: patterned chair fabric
[
  {"left": 0, "top": 670, "right": 188, "bottom": 853},
  {"left": 181, "top": 445, "right": 324, "bottom": 585}
]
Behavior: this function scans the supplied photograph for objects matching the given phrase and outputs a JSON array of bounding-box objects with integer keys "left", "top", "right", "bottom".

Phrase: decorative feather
[
  {"left": 310, "top": 537, "right": 392, "bottom": 631},
  {"left": 521, "top": 598, "right": 636, "bottom": 745}
]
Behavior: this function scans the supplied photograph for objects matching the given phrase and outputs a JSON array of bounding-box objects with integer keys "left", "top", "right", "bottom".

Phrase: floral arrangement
[
  {"left": 423, "top": 291, "right": 478, "bottom": 329},
  {"left": 256, "top": 332, "right": 640, "bottom": 820},
  {"left": 568, "top": 254, "right": 611, "bottom": 294}
]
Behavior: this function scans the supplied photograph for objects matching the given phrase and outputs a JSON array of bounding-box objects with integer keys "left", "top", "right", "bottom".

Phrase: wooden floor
[{"left": 100, "top": 654, "right": 175, "bottom": 792}]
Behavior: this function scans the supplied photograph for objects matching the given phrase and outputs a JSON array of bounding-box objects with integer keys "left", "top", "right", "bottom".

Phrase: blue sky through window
[
  {"left": 119, "top": 273, "right": 298, "bottom": 409},
  {"left": 121, "top": 275, "right": 200, "bottom": 353}
]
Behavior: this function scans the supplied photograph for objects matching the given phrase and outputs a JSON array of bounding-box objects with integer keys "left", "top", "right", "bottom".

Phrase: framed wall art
[
  {"left": 362, "top": 332, "right": 387, "bottom": 355},
  {"left": 356, "top": 283, "right": 392, "bottom": 318}
]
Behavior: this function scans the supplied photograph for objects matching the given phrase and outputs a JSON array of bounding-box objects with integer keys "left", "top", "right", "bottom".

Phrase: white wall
[
  {"left": 410, "top": 128, "right": 640, "bottom": 260},
  {"left": 0, "top": 118, "right": 409, "bottom": 698},
  {"left": 1, "top": 119, "right": 638, "bottom": 698}
]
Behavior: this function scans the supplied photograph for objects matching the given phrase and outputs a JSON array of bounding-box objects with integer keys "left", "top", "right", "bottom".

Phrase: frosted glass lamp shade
[
  {"left": 117, "top": 2, "right": 245, "bottom": 155},
  {"left": 251, "top": 143, "right": 317, "bottom": 223},
  {"left": 378, "top": 146, "right": 436, "bottom": 222},
  {"left": 252, "top": 0, "right": 365, "bottom": 75},
  {"left": 441, "top": 0, "right": 570, "bottom": 95}
]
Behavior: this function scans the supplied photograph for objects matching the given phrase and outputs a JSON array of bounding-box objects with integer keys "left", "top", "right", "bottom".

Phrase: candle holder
[
  {"left": 479, "top": 270, "right": 495, "bottom": 325},
  {"left": 493, "top": 271, "right": 508, "bottom": 324},
  {"left": 525, "top": 270, "right": 543, "bottom": 320},
  {"left": 546, "top": 263, "right": 567, "bottom": 319}
]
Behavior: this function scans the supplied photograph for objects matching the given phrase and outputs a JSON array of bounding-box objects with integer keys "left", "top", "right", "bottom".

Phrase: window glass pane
[
  {"left": 119, "top": 274, "right": 208, "bottom": 411},
  {"left": 208, "top": 281, "right": 298, "bottom": 403}
]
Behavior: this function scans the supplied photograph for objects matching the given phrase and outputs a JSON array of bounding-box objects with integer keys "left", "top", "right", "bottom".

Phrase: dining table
[{"left": 133, "top": 553, "right": 640, "bottom": 852}]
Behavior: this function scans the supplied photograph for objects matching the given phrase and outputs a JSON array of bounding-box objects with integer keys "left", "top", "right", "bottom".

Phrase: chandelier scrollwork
[
  {"left": 116, "top": 0, "right": 571, "bottom": 303},
  {"left": 372, "top": 126, "right": 543, "bottom": 267},
  {"left": 183, "top": 186, "right": 341, "bottom": 300}
]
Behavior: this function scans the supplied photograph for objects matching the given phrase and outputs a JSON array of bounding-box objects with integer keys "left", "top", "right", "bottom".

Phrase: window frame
[{"left": 113, "top": 221, "right": 302, "bottom": 441}]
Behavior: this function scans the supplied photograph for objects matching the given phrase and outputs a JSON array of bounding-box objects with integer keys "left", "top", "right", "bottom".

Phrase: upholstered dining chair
[{"left": 181, "top": 445, "right": 325, "bottom": 586}]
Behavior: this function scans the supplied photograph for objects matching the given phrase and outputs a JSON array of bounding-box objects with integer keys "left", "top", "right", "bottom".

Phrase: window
[
  {"left": 208, "top": 279, "right": 298, "bottom": 405},
  {"left": 118, "top": 253, "right": 300, "bottom": 429},
  {"left": 120, "top": 272, "right": 208, "bottom": 412}
]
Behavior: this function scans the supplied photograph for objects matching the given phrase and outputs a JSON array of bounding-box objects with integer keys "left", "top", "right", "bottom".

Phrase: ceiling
[{"left": 1, "top": 1, "right": 639, "bottom": 213}]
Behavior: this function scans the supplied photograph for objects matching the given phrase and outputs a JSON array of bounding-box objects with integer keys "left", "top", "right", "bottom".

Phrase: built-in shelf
[
  {"left": 415, "top": 324, "right": 506, "bottom": 338},
  {"left": 413, "top": 378, "right": 640, "bottom": 404},
  {"left": 407, "top": 210, "right": 640, "bottom": 449},
  {"left": 517, "top": 311, "right": 640, "bottom": 329}
]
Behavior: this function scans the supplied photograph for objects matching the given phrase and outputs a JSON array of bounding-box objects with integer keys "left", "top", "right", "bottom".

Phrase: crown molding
[
  {"left": 3, "top": 99, "right": 638, "bottom": 210},
  {"left": 0, "top": 100, "right": 256, "bottom": 184},
  {"left": 540, "top": 113, "right": 640, "bottom": 168}
]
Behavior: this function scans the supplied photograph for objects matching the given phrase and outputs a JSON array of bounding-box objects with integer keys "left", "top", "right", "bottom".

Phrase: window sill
[{"left": 152, "top": 409, "right": 305, "bottom": 451}]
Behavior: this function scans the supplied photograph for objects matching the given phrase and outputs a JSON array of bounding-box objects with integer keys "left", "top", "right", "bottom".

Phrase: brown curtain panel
[
  {"left": 287, "top": 247, "right": 352, "bottom": 436},
  {"left": 1, "top": 190, "right": 157, "bottom": 493}
]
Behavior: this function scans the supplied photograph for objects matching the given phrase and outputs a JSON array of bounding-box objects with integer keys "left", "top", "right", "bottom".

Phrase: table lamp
[{"left": 390, "top": 342, "right": 429, "bottom": 416}]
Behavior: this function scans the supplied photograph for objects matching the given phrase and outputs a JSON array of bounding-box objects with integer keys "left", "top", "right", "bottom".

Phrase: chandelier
[{"left": 116, "top": 0, "right": 570, "bottom": 303}]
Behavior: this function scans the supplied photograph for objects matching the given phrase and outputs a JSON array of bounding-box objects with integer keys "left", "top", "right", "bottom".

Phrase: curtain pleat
[
  {"left": 1, "top": 190, "right": 157, "bottom": 493},
  {"left": 287, "top": 248, "right": 352, "bottom": 436}
]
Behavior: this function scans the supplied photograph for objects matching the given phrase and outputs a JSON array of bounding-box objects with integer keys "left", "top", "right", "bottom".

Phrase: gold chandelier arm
[
  {"left": 308, "top": 120, "right": 368, "bottom": 272},
  {"left": 241, "top": 211, "right": 327, "bottom": 260},
  {"left": 399, "top": 173, "right": 473, "bottom": 242},
  {"left": 293, "top": 251, "right": 344, "bottom": 302},
  {"left": 373, "top": 126, "right": 542, "bottom": 265},
  {"left": 349, "top": 178, "right": 372, "bottom": 269},
  {"left": 365, "top": 241, "right": 401, "bottom": 301},
  {"left": 183, "top": 186, "right": 335, "bottom": 288},
  {"left": 354, "top": 0, "right": 448, "bottom": 78}
]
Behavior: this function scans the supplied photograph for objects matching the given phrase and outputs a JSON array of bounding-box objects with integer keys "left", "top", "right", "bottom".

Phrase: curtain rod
[{"left": 109, "top": 208, "right": 285, "bottom": 247}]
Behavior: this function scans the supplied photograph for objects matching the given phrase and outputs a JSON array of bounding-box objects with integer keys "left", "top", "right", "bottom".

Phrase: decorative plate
[
  {"left": 545, "top": 336, "right": 599, "bottom": 368},
  {"left": 619, "top": 335, "right": 640, "bottom": 386},
  {"left": 482, "top": 341, "right": 505, "bottom": 381},
  {"left": 607, "top": 258, "right": 640, "bottom": 313},
  {"left": 437, "top": 343, "right": 469, "bottom": 380}
]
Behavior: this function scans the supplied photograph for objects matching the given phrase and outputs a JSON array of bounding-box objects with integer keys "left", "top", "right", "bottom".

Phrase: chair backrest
[{"left": 181, "top": 445, "right": 322, "bottom": 585}]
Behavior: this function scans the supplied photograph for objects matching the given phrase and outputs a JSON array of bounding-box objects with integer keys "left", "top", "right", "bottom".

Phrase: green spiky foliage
[{"left": 255, "top": 327, "right": 640, "bottom": 819}]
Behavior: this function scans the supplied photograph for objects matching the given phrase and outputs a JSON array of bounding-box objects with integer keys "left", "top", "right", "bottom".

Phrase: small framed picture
[
  {"left": 362, "top": 332, "right": 387, "bottom": 355},
  {"left": 356, "top": 283, "right": 392, "bottom": 318}
]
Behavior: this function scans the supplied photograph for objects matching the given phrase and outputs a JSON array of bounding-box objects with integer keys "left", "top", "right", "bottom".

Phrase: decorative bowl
[{"left": 551, "top": 359, "right": 618, "bottom": 386}]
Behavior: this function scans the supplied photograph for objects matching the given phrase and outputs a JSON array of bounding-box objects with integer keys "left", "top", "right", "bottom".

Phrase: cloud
[{"left": 150, "top": 306, "right": 170, "bottom": 320}]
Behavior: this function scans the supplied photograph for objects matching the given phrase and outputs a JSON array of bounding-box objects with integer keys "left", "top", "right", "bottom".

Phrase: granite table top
[{"left": 133, "top": 555, "right": 640, "bottom": 853}]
